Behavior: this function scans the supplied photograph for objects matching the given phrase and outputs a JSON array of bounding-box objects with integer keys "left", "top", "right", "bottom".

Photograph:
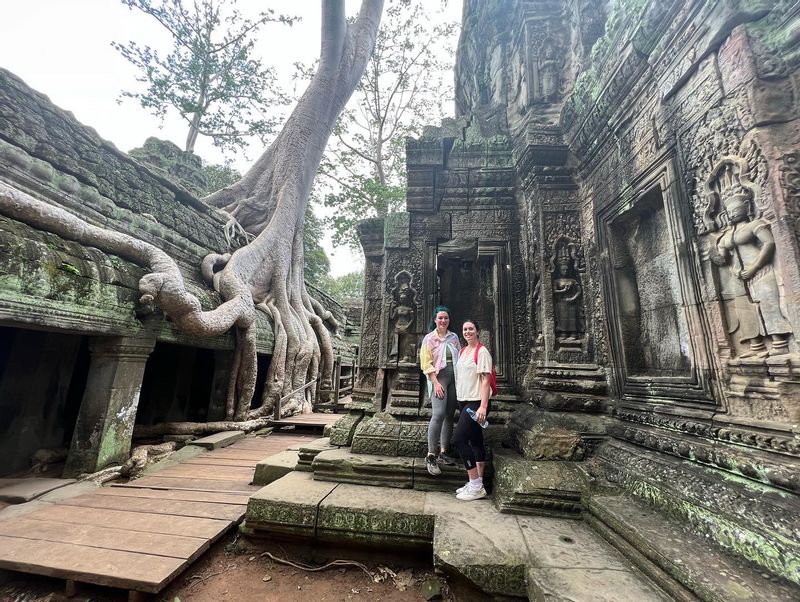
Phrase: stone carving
[
  {"left": 536, "top": 38, "right": 561, "bottom": 103},
  {"left": 779, "top": 151, "right": 800, "bottom": 238},
  {"left": 551, "top": 241, "right": 584, "bottom": 344},
  {"left": 705, "top": 156, "right": 792, "bottom": 356}
]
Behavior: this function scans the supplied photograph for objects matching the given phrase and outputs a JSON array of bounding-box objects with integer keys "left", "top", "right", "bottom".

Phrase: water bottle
[{"left": 465, "top": 407, "right": 489, "bottom": 429}]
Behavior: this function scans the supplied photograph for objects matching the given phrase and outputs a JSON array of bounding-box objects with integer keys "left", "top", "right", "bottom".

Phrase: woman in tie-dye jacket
[{"left": 419, "top": 305, "right": 461, "bottom": 476}]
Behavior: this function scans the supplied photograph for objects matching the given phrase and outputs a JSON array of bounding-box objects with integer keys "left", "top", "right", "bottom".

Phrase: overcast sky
[{"left": 0, "top": 1, "right": 461, "bottom": 276}]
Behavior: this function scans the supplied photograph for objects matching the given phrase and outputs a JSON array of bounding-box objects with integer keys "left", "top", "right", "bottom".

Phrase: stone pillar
[
  {"left": 206, "top": 349, "right": 234, "bottom": 421},
  {"left": 351, "top": 218, "right": 386, "bottom": 410},
  {"left": 63, "top": 336, "right": 156, "bottom": 477}
]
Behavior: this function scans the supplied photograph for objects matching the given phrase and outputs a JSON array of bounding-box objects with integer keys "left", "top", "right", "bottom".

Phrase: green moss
[
  {"left": 632, "top": 480, "right": 799, "bottom": 584},
  {"left": 59, "top": 261, "right": 81, "bottom": 276}
]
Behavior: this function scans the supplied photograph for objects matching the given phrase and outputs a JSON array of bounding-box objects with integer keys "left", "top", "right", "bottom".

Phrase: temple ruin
[{"left": 0, "top": 0, "right": 799, "bottom": 600}]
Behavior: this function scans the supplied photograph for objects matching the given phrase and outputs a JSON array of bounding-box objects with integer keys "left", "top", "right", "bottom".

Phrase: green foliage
[
  {"left": 305, "top": 0, "right": 458, "bottom": 249},
  {"left": 200, "top": 162, "right": 240, "bottom": 195},
  {"left": 113, "top": 0, "right": 297, "bottom": 155},
  {"left": 326, "top": 270, "right": 364, "bottom": 304},
  {"left": 303, "top": 205, "right": 331, "bottom": 289}
]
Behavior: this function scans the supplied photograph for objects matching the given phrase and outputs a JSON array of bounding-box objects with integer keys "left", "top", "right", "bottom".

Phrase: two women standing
[{"left": 419, "top": 306, "right": 492, "bottom": 501}]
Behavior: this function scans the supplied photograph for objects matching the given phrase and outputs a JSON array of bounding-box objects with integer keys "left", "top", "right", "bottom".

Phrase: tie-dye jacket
[{"left": 419, "top": 330, "right": 461, "bottom": 398}]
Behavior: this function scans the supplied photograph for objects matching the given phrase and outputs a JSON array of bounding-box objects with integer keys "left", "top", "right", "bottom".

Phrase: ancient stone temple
[
  {"left": 326, "top": 0, "right": 800, "bottom": 597},
  {"left": 0, "top": 69, "right": 355, "bottom": 478}
]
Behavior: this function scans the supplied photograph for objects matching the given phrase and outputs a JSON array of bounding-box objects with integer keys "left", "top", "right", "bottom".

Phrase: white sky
[{"left": 0, "top": 1, "right": 461, "bottom": 277}]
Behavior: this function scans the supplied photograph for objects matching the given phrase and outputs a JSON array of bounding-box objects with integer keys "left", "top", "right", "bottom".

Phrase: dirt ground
[{"left": 0, "top": 531, "right": 474, "bottom": 602}]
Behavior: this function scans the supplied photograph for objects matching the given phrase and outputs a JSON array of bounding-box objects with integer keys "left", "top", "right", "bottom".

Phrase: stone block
[
  {"left": 190, "top": 431, "right": 246, "bottom": 450},
  {"left": 252, "top": 450, "right": 299, "bottom": 486},
  {"left": 317, "top": 483, "right": 432, "bottom": 548},
  {"left": 296, "top": 437, "right": 338, "bottom": 472},
  {"left": 246, "top": 472, "right": 337, "bottom": 538},
  {"left": 312, "top": 449, "right": 414, "bottom": 489},
  {"left": 0, "top": 478, "right": 76, "bottom": 504},
  {"left": 328, "top": 412, "right": 364, "bottom": 447},
  {"left": 492, "top": 450, "right": 586, "bottom": 516},
  {"left": 430, "top": 492, "right": 529, "bottom": 597},
  {"left": 526, "top": 567, "right": 672, "bottom": 602},
  {"left": 412, "top": 459, "right": 470, "bottom": 493},
  {"left": 587, "top": 494, "right": 800, "bottom": 601}
]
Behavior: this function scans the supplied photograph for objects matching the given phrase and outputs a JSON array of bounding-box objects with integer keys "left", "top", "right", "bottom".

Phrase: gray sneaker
[
  {"left": 456, "top": 486, "right": 487, "bottom": 501},
  {"left": 426, "top": 453, "right": 441, "bottom": 476}
]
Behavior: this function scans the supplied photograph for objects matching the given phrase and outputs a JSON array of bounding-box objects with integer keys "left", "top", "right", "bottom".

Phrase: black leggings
[{"left": 453, "top": 400, "right": 489, "bottom": 470}]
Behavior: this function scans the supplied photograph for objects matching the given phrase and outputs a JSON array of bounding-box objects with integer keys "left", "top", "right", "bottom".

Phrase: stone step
[
  {"left": 310, "top": 447, "right": 491, "bottom": 493},
  {"left": 593, "top": 440, "right": 800, "bottom": 585},
  {"left": 244, "top": 472, "right": 671, "bottom": 599},
  {"left": 587, "top": 493, "right": 799, "bottom": 602},
  {"left": 252, "top": 450, "right": 299, "bottom": 486},
  {"left": 492, "top": 449, "right": 587, "bottom": 517},
  {"left": 296, "top": 437, "right": 339, "bottom": 472}
]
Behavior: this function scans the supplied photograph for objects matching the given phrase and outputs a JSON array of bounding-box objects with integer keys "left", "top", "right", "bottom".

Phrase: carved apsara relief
[
  {"left": 704, "top": 154, "right": 793, "bottom": 357},
  {"left": 387, "top": 270, "right": 417, "bottom": 365}
]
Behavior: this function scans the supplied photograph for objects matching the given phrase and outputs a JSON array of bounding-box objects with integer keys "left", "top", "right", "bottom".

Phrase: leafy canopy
[
  {"left": 307, "top": 0, "right": 457, "bottom": 249},
  {"left": 114, "top": 0, "right": 296, "bottom": 155}
]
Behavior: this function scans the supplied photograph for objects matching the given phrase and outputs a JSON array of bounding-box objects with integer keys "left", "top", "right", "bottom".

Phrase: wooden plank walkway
[
  {"left": 0, "top": 432, "right": 316, "bottom": 596},
  {"left": 270, "top": 411, "right": 343, "bottom": 429}
]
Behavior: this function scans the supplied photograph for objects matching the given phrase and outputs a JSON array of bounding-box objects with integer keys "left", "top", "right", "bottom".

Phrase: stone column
[{"left": 63, "top": 336, "right": 156, "bottom": 477}]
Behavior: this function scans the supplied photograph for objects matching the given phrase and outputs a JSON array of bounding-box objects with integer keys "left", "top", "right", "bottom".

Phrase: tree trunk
[{"left": 0, "top": 1, "right": 384, "bottom": 428}]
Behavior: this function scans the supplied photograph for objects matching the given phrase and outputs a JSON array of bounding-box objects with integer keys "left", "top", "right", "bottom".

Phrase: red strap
[{"left": 460, "top": 343, "right": 485, "bottom": 365}]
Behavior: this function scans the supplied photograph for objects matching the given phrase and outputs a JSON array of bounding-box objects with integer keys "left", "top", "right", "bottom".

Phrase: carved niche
[
  {"left": 550, "top": 239, "right": 585, "bottom": 346},
  {"left": 386, "top": 270, "right": 418, "bottom": 366},
  {"left": 543, "top": 212, "right": 586, "bottom": 351},
  {"left": 704, "top": 154, "right": 793, "bottom": 358}
]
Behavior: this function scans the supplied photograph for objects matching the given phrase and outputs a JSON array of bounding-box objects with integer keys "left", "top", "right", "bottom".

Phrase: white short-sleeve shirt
[{"left": 455, "top": 345, "right": 492, "bottom": 401}]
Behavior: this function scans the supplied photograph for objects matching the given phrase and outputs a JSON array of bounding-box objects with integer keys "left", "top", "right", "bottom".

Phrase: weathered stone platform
[
  {"left": 244, "top": 471, "right": 670, "bottom": 599},
  {"left": 587, "top": 493, "right": 799, "bottom": 602},
  {"left": 310, "top": 447, "right": 489, "bottom": 493}
]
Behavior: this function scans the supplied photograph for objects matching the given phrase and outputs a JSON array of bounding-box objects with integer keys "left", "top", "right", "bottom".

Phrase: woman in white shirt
[{"left": 453, "top": 318, "right": 492, "bottom": 501}]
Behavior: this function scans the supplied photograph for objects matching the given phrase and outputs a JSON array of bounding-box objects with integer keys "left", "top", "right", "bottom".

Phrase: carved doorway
[{"left": 426, "top": 240, "right": 511, "bottom": 383}]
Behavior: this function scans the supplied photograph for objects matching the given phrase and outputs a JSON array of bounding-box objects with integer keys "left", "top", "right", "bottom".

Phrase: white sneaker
[
  {"left": 426, "top": 454, "right": 441, "bottom": 476},
  {"left": 456, "top": 483, "right": 469, "bottom": 494},
  {"left": 456, "top": 486, "right": 487, "bottom": 501}
]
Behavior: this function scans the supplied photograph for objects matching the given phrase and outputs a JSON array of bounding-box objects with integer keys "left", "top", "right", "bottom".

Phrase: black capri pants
[{"left": 453, "top": 400, "right": 490, "bottom": 470}]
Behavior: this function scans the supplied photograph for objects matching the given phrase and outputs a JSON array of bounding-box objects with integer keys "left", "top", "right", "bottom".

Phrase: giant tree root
[
  {"left": 133, "top": 417, "right": 272, "bottom": 438},
  {"left": 78, "top": 441, "right": 178, "bottom": 484}
]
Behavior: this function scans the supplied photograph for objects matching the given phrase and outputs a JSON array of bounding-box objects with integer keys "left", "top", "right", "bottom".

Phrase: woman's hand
[
  {"left": 433, "top": 382, "right": 445, "bottom": 399},
  {"left": 475, "top": 405, "right": 487, "bottom": 423}
]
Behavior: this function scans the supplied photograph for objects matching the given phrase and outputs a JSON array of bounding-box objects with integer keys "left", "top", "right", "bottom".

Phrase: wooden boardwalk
[
  {"left": 0, "top": 432, "right": 316, "bottom": 597},
  {"left": 269, "top": 411, "right": 343, "bottom": 429}
]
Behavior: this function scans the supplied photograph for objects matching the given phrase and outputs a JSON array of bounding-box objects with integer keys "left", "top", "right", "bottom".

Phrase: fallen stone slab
[
  {"left": 429, "top": 491, "right": 530, "bottom": 597},
  {"left": 252, "top": 450, "right": 299, "bottom": 486},
  {"left": 190, "top": 431, "right": 245, "bottom": 450},
  {"left": 317, "top": 483, "right": 432, "bottom": 548},
  {"left": 312, "top": 448, "right": 414, "bottom": 488},
  {"left": 246, "top": 471, "right": 337, "bottom": 538},
  {"left": 0, "top": 478, "right": 76, "bottom": 504}
]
